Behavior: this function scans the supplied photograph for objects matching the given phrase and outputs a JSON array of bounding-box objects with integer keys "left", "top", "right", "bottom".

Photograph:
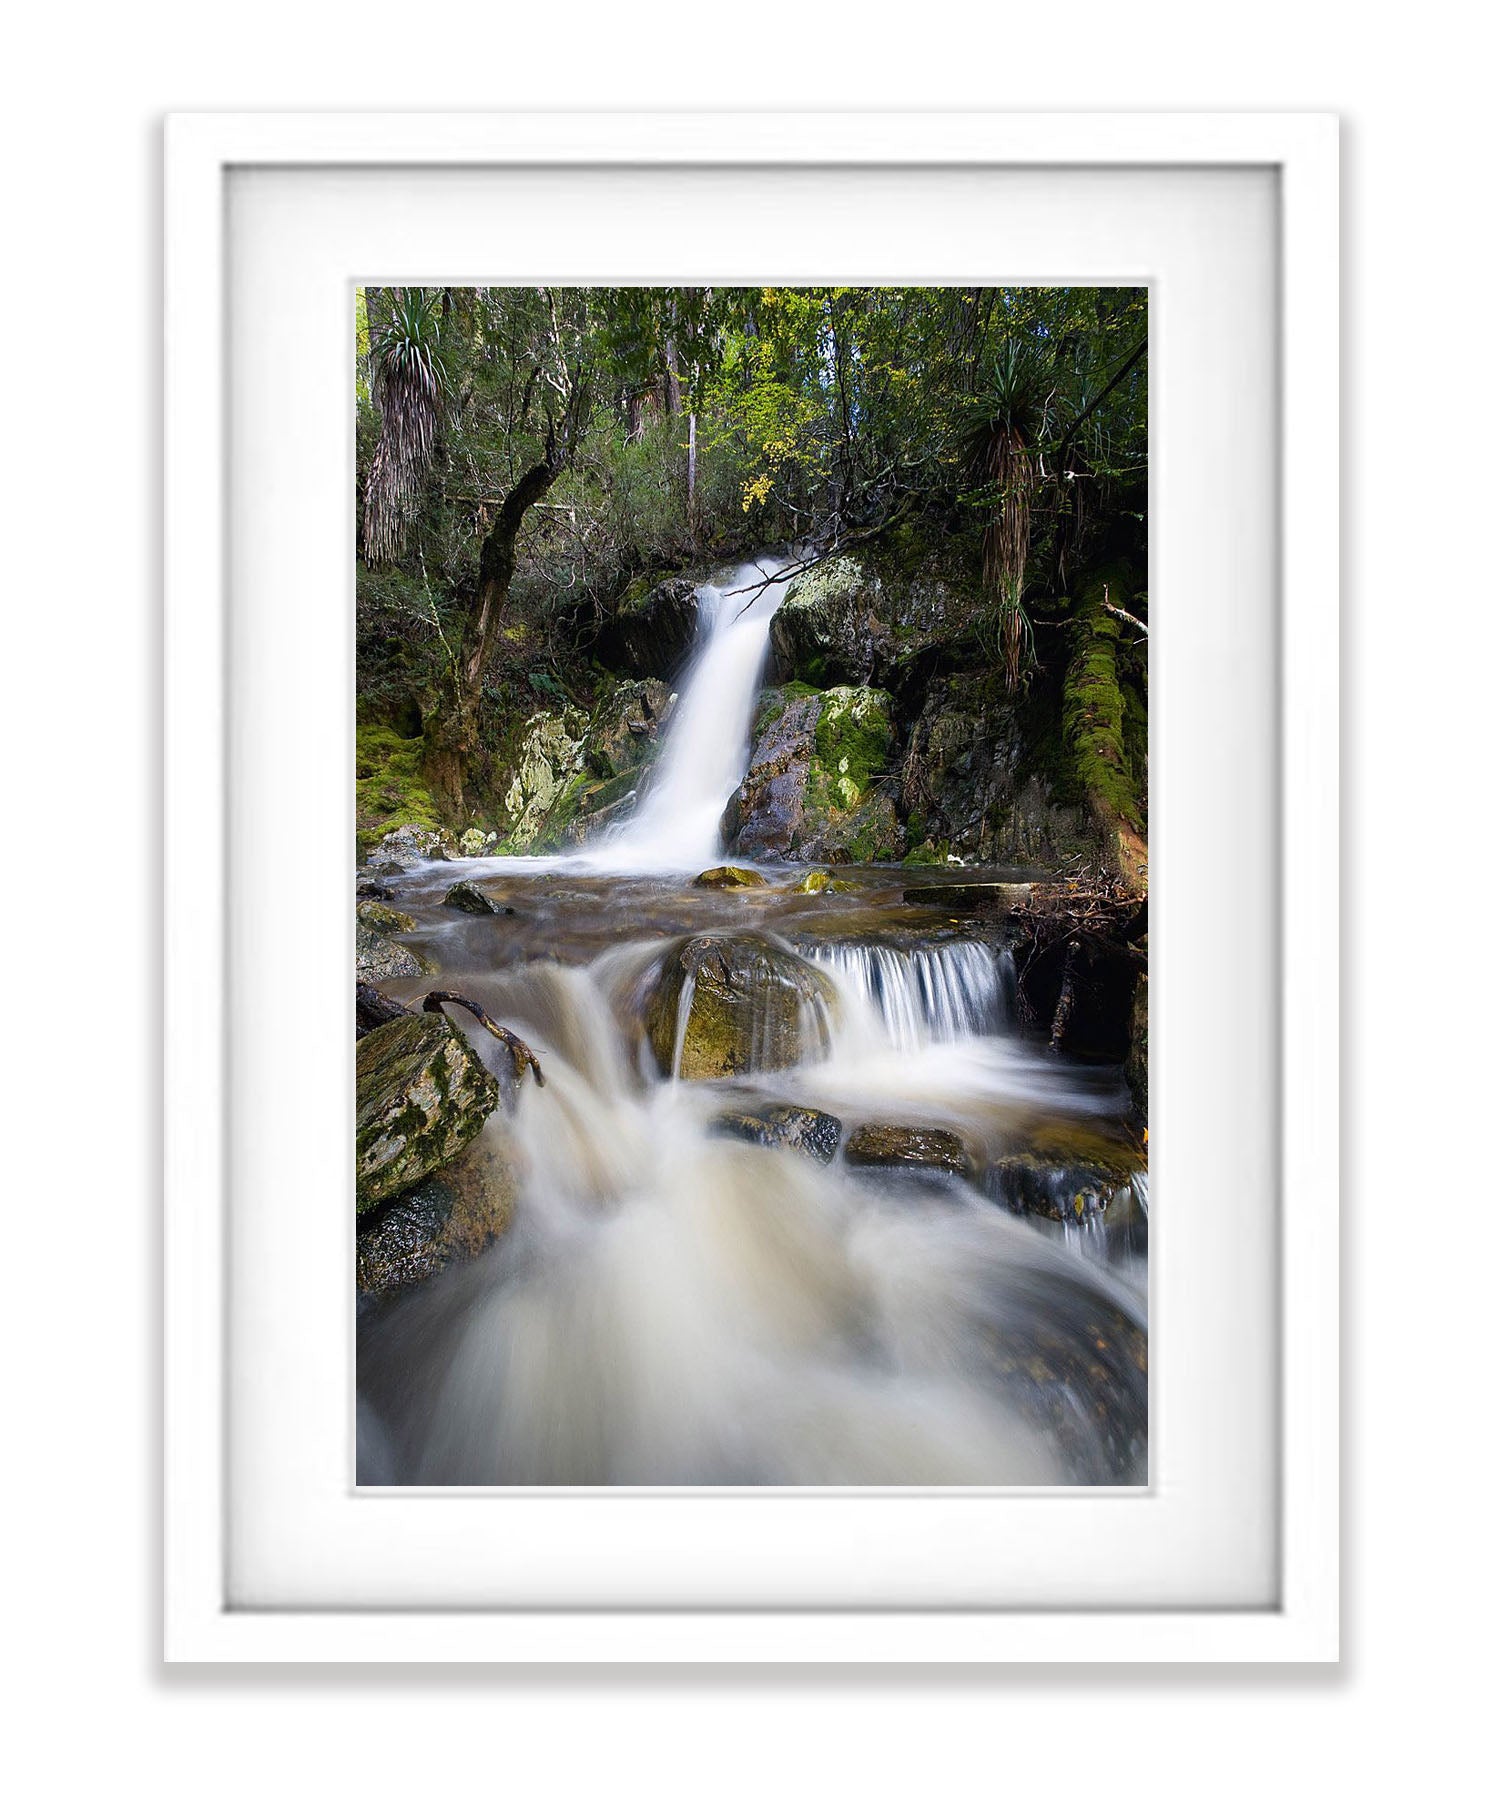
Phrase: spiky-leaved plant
[
  {"left": 969, "top": 338, "right": 1054, "bottom": 689},
  {"left": 361, "top": 288, "right": 448, "bottom": 565}
]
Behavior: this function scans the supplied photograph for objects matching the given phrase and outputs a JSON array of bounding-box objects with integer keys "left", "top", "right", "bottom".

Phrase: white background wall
[{"left": 3, "top": 5, "right": 1490, "bottom": 1792}]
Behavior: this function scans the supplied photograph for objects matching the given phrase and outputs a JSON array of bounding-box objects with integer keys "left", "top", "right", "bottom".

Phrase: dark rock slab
[
  {"left": 710, "top": 1102, "right": 843, "bottom": 1164},
  {"left": 843, "top": 1122, "right": 976, "bottom": 1180}
]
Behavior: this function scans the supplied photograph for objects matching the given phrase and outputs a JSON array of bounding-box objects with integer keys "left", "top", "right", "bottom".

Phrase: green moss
[
  {"left": 1062, "top": 572, "right": 1144, "bottom": 835},
  {"left": 807, "top": 686, "right": 894, "bottom": 814},
  {"left": 355, "top": 724, "right": 444, "bottom": 854}
]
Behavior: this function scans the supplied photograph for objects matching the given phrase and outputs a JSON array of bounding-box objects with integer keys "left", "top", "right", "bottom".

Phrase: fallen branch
[{"left": 422, "top": 990, "right": 546, "bottom": 1087}]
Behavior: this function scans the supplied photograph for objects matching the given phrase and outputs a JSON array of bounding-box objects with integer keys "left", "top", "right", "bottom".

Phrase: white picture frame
[{"left": 164, "top": 111, "right": 1338, "bottom": 1663}]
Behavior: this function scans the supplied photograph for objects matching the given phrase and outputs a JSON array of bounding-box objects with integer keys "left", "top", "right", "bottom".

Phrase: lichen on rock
[{"left": 355, "top": 1012, "right": 501, "bottom": 1212}]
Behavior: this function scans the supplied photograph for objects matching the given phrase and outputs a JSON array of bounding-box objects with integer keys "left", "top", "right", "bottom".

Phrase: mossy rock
[
  {"left": 355, "top": 726, "right": 445, "bottom": 857},
  {"left": 693, "top": 865, "right": 770, "bottom": 889},
  {"left": 355, "top": 1013, "right": 501, "bottom": 1213},
  {"left": 795, "top": 870, "right": 856, "bottom": 894},
  {"left": 356, "top": 899, "right": 418, "bottom": 935},
  {"left": 644, "top": 933, "right": 837, "bottom": 1081},
  {"left": 843, "top": 1122, "right": 976, "bottom": 1180}
]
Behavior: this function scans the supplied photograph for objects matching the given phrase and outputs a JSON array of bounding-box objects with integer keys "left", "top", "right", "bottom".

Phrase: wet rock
[
  {"left": 355, "top": 983, "right": 412, "bottom": 1039},
  {"left": 458, "top": 827, "right": 498, "bottom": 856},
  {"left": 795, "top": 870, "right": 857, "bottom": 894},
  {"left": 356, "top": 899, "right": 418, "bottom": 934},
  {"left": 355, "top": 1013, "right": 501, "bottom": 1213},
  {"left": 443, "top": 879, "right": 504, "bottom": 915},
  {"left": 843, "top": 1123, "right": 977, "bottom": 1180},
  {"left": 692, "top": 865, "right": 769, "bottom": 889},
  {"left": 357, "top": 1120, "right": 519, "bottom": 1299},
  {"left": 595, "top": 575, "right": 700, "bottom": 678},
  {"left": 366, "top": 822, "right": 458, "bottom": 873},
  {"left": 710, "top": 1102, "right": 843, "bottom": 1163},
  {"left": 986, "top": 1117, "right": 1145, "bottom": 1224},
  {"left": 355, "top": 924, "right": 432, "bottom": 983},
  {"left": 982, "top": 1264, "right": 1147, "bottom": 1483},
  {"left": 723, "top": 685, "right": 902, "bottom": 862},
  {"left": 643, "top": 932, "right": 837, "bottom": 1081}
]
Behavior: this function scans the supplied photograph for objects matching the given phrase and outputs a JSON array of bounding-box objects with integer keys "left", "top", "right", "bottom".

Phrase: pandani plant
[
  {"left": 968, "top": 337, "right": 1055, "bottom": 689},
  {"left": 362, "top": 288, "right": 448, "bottom": 566}
]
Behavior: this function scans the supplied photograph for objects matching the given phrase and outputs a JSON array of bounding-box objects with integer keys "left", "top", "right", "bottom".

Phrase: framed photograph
[{"left": 164, "top": 112, "right": 1338, "bottom": 1661}]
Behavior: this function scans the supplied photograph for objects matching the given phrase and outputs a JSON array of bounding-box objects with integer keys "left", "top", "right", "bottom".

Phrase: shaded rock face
[
  {"left": 595, "top": 575, "right": 700, "bottom": 678},
  {"left": 986, "top": 1116, "right": 1145, "bottom": 1226},
  {"left": 355, "top": 1013, "right": 501, "bottom": 1213},
  {"left": 357, "top": 1119, "right": 518, "bottom": 1299},
  {"left": 366, "top": 822, "right": 457, "bottom": 872},
  {"left": 643, "top": 933, "right": 837, "bottom": 1080},
  {"left": 843, "top": 1123, "right": 976, "bottom": 1180},
  {"left": 900, "top": 672, "right": 1096, "bottom": 864},
  {"left": 357, "top": 899, "right": 417, "bottom": 935},
  {"left": 710, "top": 1102, "right": 843, "bottom": 1164},
  {"left": 723, "top": 685, "right": 904, "bottom": 863},
  {"left": 768, "top": 555, "right": 976, "bottom": 690}
]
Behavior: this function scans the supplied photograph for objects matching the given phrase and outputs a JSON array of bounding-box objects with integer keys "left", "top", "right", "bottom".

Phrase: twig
[{"left": 422, "top": 991, "right": 546, "bottom": 1087}]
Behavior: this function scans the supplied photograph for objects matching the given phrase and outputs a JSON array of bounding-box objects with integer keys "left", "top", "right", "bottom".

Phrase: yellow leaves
[{"left": 741, "top": 473, "right": 775, "bottom": 511}]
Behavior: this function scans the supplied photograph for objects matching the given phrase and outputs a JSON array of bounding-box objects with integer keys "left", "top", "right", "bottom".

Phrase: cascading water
[
  {"left": 357, "top": 550, "right": 1147, "bottom": 1489},
  {"left": 584, "top": 555, "right": 797, "bottom": 871}
]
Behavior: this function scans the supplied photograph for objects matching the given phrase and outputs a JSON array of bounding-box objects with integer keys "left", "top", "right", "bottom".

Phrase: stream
[{"left": 357, "top": 559, "right": 1148, "bottom": 1486}]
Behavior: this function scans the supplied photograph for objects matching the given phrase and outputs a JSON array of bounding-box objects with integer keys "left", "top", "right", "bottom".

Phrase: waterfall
[
  {"left": 586, "top": 556, "right": 795, "bottom": 871},
  {"left": 808, "top": 941, "right": 1014, "bottom": 1051}
]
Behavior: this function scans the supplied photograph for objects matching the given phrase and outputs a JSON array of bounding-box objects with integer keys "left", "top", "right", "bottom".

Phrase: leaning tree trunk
[{"left": 425, "top": 444, "right": 564, "bottom": 813}]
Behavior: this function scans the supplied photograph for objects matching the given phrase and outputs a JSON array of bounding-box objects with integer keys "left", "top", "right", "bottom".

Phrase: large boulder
[
  {"left": 768, "top": 554, "right": 978, "bottom": 690},
  {"left": 723, "top": 685, "right": 904, "bottom": 863},
  {"left": 595, "top": 574, "right": 700, "bottom": 677},
  {"left": 355, "top": 1013, "right": 501, "bottom": 1212},
  {"left": 643, "top": 933, "right": 837, "bottom": 1080},
  {"left": 357, "top": 1120, "right": 519, "bottom": 1299}
]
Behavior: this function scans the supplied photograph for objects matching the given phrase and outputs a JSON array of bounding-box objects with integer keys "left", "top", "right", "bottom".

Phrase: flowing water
[{"left": 357, "top": 556, "right": 1147, "bottom": 1487}]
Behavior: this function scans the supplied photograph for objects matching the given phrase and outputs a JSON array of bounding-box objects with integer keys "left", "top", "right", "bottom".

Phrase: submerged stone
[
  {"left": 643, "top": 932, "right": 836, "bottom": 1081},
  {"left": 710, "top": 1102, "right": 843, "bottom": 1164},
  {"left": 355, "top": 1013, "right": 501, "bottom": 1213},
  {"left": 843, "top": 1122, "right": 976, "bottom": 1180},
  {"left": 692, "top": 865, "right": 770, "bottom": 889}
]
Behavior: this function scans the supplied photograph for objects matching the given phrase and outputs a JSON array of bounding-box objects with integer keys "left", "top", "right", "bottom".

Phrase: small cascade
[{"left": 807, "top": 940, "right": 1013, "bottom": 1050}]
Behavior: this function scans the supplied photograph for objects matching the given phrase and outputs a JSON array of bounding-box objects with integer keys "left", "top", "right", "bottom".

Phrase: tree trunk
[
  {"left": 460, "top": 447, "right": 563, "bottom": 698},
  {"left": 687, "top": 411, "right": 698, "bottom": 545}
]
